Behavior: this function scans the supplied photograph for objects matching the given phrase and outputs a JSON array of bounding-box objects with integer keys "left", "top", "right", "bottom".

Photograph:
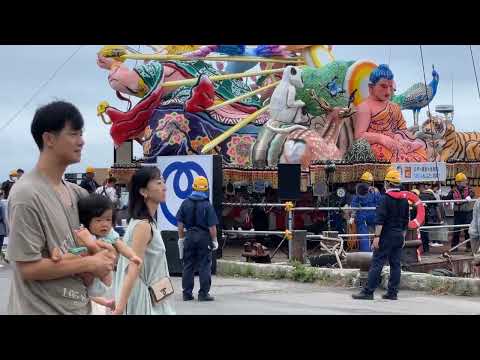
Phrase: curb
[{"left": 217, "top": 260, "right": 480, "bottom": 297}]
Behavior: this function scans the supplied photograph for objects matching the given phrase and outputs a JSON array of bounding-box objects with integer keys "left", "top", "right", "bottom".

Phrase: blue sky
[{"left": 1, "top": 45, "right": 479, "bottom": 181}]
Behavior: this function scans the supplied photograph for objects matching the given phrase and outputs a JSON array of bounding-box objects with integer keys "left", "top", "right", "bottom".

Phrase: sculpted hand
[
  {"left": 382, "top": 136, "right": 400, "bottom": 153},
  {"left": 401, "top": 139, "right": 422, "bottom": 153}
]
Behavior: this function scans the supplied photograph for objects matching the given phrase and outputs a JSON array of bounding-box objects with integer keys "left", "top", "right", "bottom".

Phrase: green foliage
[
  {"left": 296, "top": 61, "right": 354, "bottom": 116},
  {"left": 242, "top": 265, "right": 256, "bottom": 278},
  {"left": 289, "top": 261, "right": 317, "bottom": 283}
]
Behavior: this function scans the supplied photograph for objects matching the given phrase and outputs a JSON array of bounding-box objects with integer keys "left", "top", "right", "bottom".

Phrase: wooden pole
[
  {"left": 206, "top": 81, "right": 280, "bottom": 111},
  {"left": 119, "top": 53, "right": 305, "bottom": 64},
  {"left": 291, "top": 230, "right": 307, "bottom": 263},
  {"left": 201, "top": 106, "right": 270, "bottom": 154},
  {"left": 161, "top": 68, "right": 286, "bottom": 88}
]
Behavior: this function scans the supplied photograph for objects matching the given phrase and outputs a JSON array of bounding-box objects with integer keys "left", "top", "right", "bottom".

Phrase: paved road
[
  {"left": 1, "top": 264, "right": 480, "bottom": 315},
  {"left": 0, "top": 265, "right": 9, "bottom": 314}
]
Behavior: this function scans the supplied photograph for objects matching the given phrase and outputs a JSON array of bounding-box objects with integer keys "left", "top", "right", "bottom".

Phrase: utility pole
[{"left": 113, "top": 140, "right": 134, "bottom": 165}]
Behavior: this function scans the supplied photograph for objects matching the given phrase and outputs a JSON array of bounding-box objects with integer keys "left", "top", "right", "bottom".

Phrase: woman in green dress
[{"left": 113, "top": 167, "right": 175, "bottom": 315}]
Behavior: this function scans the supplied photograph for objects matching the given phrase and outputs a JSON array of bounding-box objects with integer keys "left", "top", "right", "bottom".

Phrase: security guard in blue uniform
[
  {"left": 176, "top": 176, "right": 219, "bottom": 301},
  {"left": 349, "top": 171, "right": 382, "bottom": 251},
  {"left": 352, "top": 169, "right": 409, "bottom": 300}
]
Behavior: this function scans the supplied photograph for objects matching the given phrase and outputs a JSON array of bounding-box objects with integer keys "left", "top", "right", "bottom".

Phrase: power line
[
  {"left": 451, "top": 72, "right": 454, "bottom": 106},
  {"left": 0, "top": 45, "right": 84, "bottom": 133},
  {"left": 419, "top": 45, "right": 441, "bottom": 186},
  {"left": 419, "top": 46, "right": 432, "bottom": 117},
  {"left": 469, "top": 45, "right": 480, "bottom": 101}
]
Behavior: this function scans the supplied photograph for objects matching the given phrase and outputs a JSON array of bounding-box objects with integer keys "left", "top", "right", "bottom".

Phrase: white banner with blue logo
[{"left": 156, "top": 155, "right": 213, "bottom": 231}]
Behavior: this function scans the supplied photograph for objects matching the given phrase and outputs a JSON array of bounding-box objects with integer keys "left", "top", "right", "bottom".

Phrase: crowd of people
[
  {"left": 4, "top": 100, "right": 218, "bottom": 315},
  {"left": 221, "top": 172, "right": 477, "bottom": 255}
]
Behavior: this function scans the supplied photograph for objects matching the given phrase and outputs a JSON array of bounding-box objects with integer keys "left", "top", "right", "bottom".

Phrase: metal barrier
[
  {"left": 223, "top": 202, "right": 286, "bottom": 208},
  {"left": 223, "top": 203, "right": 376, "bottom": 210},
  {"left": 223, "top": 230, "right": 287, "bottom": 236},
  {"left": 223, "top": 199, "right": 477, "bottom": 212},
  {"left": 420, "top": 199, "right": 476, "bottom": 204},
  {"left": 222, "top": 199, "right": 476, "bottom": 257},
  {"left": 223, "top": 224, "right": 471, "bottom": 242},
  {"left": 221, "top": 223, "right": 473, "bottom": 265},
  {"left": 419, "top": 224, "right": 470, "bottom": 230}
]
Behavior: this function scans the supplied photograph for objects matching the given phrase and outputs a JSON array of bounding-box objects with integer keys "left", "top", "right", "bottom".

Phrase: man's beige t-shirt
[{"left": 7, "top": 169, "right": 91, "bottom": 315}]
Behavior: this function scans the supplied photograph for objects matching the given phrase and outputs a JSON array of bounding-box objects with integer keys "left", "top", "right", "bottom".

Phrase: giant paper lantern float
[{"left": 95, "top": 45, "right": 480, "bottom": 180}]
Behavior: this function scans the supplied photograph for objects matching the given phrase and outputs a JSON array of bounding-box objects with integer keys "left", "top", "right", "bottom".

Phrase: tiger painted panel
[{"left": 416, "top": 115, "right": 480, "bottom": 161}]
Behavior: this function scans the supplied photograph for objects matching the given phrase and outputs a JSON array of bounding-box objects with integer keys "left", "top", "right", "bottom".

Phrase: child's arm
[
  {"left": 114, "top": 240, "right": 142, "bottom": 266},
  {"left": 51, "top": 247, "right": 88, "bottom": 262},
  {"left": 75, "top": 228, "right": 101, "bottom": 254}
]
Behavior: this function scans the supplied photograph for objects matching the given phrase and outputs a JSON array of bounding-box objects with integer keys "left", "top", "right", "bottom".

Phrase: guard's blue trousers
[
  {"left": 356, "top": 212, "right": 376, "bottom": 252},
  {"left": 364, "top": 237, "right": 403, "bottom": 296},
  {"left": 356, "top": 220, "right": 370, "bottom": 252},
  {"left": 182, "top": 229, "right": 212, "bottom": 297}
]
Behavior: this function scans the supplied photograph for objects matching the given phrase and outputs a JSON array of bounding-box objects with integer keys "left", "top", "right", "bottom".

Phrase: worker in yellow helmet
[
  {"left": 80, "top": 166, "right": 99, "bottom": 194},
  {"left": 417, "top": 184, "right": 443, "bottom": 253},
  {"left": 443, "top": 172, "right": 475, "bottom": 252},
  {"left": 176, "top": 176, "right": 219, "bottom": 302},
  {"left": 353, "top": 168, "right": 409, "bottom": 301},
  {"left": 349, "top": 171, "right": 382, "bottom": 252},
  {"left": 359, "top": 171, "right": 373, "bottom": 183},
  {"left": 1, "top": 170, "right": 18, "bottom": 200}
]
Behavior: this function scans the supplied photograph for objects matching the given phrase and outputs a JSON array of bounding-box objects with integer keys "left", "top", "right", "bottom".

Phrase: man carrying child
[{"left": 7, "top": 101, "right": 116, "bottom": 315}]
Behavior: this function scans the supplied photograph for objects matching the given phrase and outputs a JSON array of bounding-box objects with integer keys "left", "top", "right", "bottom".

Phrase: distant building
[{"left": 65, "top": 168, "right": 110, "bottom": 186}]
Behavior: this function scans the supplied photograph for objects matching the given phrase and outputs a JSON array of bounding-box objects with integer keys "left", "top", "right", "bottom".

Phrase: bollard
[
  {"left": 401, "top": 240, "right": 422, "bottom": 264},
  {"left": 346, "top": 252, "right": 373, "bottom": 288},
  {"left": 287, "top": 211, "right": 293, "bottom": 259},
  {"left": 291, "top": 230, "right": 307, "bottom": 263}
]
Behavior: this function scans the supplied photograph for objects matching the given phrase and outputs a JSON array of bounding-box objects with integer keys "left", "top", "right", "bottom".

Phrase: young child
[{"left": 52, "top": 194, "right": 141, "bottom": 310}]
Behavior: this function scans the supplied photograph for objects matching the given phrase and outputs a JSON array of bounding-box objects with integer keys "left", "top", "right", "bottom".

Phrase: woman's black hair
[
  {"left": 128, "top": 166, "right": 162, "bottom": 222},
  {"left": 78, "top": 194, "right": 115, "bottom": 229}
]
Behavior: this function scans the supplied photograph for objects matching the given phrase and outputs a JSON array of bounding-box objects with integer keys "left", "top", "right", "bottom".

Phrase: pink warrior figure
[
  {"left": 96, "top": 53, "right": 186, "bottom": 98},
  {"left": 354, "top": 64, "right": 427, "bottom": 162},
  {"left": 97, "top": 55, "right": 149, "bottom": 98}
]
